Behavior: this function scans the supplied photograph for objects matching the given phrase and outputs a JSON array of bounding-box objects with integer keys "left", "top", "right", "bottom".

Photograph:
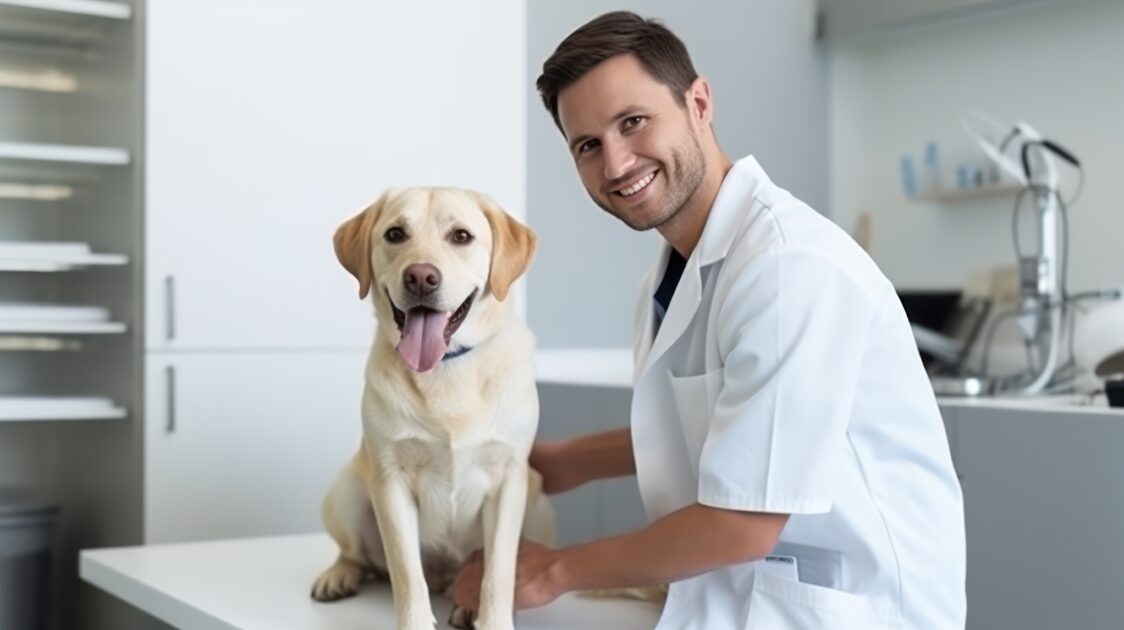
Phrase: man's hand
[
  {"left": 529, "top": 428, "right": 636, "bottom": 495},
  {"left": 529, "top": 440, "right": 586, "bottom": 495},
  {"left": 457, "top": 503, "right": 787, "bottom": 611},
  {"left": 452, "top": 540, "right": 567, "bottom": 613}
]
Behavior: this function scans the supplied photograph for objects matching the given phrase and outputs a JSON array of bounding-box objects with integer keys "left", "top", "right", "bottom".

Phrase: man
[{"left": 455, "top": 11, "right": 966, "bottom": 629}]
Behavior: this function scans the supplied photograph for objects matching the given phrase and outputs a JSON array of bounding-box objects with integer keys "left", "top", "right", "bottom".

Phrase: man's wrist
[
  {"left": 555, "top": 439, "right": 591, "bottom": 489},
  {"left": 546, "top": 545, "right": 582, "bottom": 595}
]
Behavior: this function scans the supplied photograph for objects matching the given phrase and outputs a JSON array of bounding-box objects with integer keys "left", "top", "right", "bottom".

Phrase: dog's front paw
[
  {"left": 468, "top": 615, "right": 513, "bottom": 630},
  {"left": 448, "top": 605, "right": 476, "bottom": 629},
  {"left": 310, "top": 559, "right": 363, "bottom": 601},
  {"left": 397, "top": 611, "right": 438, "bottom": 630}
]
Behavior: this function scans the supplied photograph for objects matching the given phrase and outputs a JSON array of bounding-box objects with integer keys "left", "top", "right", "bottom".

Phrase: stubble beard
[{"left": 592, "top": 134, "right": 706, "bottom": 232}]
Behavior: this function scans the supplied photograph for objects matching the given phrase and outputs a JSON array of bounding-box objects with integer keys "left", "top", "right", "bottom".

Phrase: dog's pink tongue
[{"left": 397, "top": 308, "right": 450, "bottom": 373}]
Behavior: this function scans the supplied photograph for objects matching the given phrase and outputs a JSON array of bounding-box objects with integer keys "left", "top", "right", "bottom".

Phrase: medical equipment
[
  {"left": 1074, "top": 296, "right": 1124, "bottom": 407},
  {"left": 962, "top": 111, "right": 1084, "bottom": 396}
]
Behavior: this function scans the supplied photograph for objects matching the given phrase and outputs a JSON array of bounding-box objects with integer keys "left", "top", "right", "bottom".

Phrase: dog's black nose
[{"left": 403, "top": 263, "right": 442, "bottom": 297}]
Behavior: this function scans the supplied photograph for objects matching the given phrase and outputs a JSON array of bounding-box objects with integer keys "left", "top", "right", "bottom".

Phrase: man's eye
[
  {"left": 623, "top": 116, "right": 645, "bottom": 130},
  {"left": 384, "top": 227, "right": 407, "bottom": 243},
  {"left": 578, "top": 139, "right": 599, "bottom": 154},
  {"left": 450, "top": 229, "right": 473, "bottom": 245}
]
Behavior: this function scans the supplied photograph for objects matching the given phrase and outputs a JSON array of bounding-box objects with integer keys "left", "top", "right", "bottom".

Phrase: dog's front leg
[
  {"left": 370, "top": 476, "right": 434, "bottom": 630},
  {"left": 475, "top": 462, "right": 529, "bottom": 630}
]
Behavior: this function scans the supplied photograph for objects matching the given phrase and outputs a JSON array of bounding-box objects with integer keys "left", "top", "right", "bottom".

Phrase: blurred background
[{"left": 0, "top": 1, "right": 1122, "bottom": 628}]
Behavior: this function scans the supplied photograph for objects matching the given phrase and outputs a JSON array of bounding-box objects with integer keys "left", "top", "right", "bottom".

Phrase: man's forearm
[
  {"left": 550, "top": 503, "right": 788, "bottom": 592},
  {"left": 565, "top": 427, "right": 636, "bottom": 484}
]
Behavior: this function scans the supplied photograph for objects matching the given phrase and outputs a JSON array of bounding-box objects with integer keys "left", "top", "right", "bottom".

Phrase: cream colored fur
[{"left": 311, "top": 188, "right": 555, "bottom": 630}]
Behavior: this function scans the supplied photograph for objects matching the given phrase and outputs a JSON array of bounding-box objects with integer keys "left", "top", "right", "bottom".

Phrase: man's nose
[{"left": 602, "top": 137, "right": 637, "bottom": 182}]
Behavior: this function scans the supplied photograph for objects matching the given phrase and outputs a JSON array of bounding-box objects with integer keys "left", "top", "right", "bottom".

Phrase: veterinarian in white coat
[
  {"left": 455, "top": 11, "right": 966, "bottom": 629},
  {"left": 624, "top": 152, "right": 966, "bottom": 628}
]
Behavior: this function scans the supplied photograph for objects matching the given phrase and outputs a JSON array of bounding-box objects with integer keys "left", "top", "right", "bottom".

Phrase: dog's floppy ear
[
  {"left": 477, "top": 193, "right": 537, "bottom": 302},
  {"left": 333, "top": 194, "right": 387, "bottom": 300}
]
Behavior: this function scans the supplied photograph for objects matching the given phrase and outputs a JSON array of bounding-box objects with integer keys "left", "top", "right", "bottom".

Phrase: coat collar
[
  {"left": 635, "top": 155, "right": 772, "bottom": 380},
  {"left": 695, "top": 155, "right": 771, "bottom": 267}
]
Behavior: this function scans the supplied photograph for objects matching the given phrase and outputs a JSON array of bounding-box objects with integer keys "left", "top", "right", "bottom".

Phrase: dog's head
[{"left": 334, "top": 187, "right": 537, "bottom": 373}]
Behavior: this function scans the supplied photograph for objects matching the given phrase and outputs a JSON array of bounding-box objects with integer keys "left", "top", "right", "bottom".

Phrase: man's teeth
[{"left": 619, "top": 171, "right": 656, "bottom": 197}]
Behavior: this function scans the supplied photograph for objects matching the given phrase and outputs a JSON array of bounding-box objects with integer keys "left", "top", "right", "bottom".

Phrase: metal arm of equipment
[{"left": 963, "top": 112, "right": 1071, "bottom": 395}]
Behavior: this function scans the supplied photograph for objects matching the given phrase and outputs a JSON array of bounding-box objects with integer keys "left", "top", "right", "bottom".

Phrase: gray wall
[
  {"left": 828, "top": 0, "right": 1124, "bottom": 293},
  {"left": 526, "top": 0, "right": 829, "bottom": 348},
  {"left": 536, "top": 384, "right": 648, "bottom": 545}
]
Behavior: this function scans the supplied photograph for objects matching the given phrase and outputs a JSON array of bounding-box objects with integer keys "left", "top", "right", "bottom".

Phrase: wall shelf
[
  {"left": 908, "top": 183, "right": 1023, "bottom": 204},
  {"left": 0, "top": 0, "right": 131, "bottom": 19},
  {"left": 0, "top": 252, "right": 128, "bottom": 271},
  {"left": 0, "top": 1, "right": 130, "bottom": 51},
  {"left": 0, "top": 241, "right": 129, "bottom": 271},
  {"left": 0, "top": 335, "right": 82, "bottom": 350},
  {"left": 0, "top": 300, "right": 123, "bottom": 335},
  {"left": 0, "top": 141, "right": 130, "bottom": 165},
  {"left": 0, "top": 67, "right": 79, "bottom": 94},
  {"left": 0, "top": 320, "right": 126, "bottom": 334},
  {"left": 0, "top": 396, "right": 126, "bottom": 421},
  {"left": 0, "top": 182, "right": 77, "bottom": 200}
]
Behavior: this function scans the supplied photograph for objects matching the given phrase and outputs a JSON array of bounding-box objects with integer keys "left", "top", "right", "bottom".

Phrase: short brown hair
[{"left": 536, "top": 11, "right": 699, "bottom": 131}]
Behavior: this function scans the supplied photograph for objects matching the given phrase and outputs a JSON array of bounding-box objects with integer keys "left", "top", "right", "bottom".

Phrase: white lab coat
[{"left": 630, "top": 156, "right": 966, "bottom": 629}]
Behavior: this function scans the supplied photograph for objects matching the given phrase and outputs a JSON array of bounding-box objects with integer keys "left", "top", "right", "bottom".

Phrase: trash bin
[{"left": 0, "top": 491, "right": 58, "bottom": 630}]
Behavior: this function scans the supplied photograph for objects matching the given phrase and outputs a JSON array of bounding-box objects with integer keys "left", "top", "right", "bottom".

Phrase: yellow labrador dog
[{"left": 312, "top": 188, "right": 555, "bottom": 630}]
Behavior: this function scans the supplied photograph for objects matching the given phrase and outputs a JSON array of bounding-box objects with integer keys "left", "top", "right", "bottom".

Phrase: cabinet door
[
  {"left": 145, "top": 0, "right": 526, "bottom": 350},
  {"left": 144, "top": 351, "right": 367, "bottom": 543},
  {"left": 956, "top": 406, "right": 1124, "bottom": 630}
]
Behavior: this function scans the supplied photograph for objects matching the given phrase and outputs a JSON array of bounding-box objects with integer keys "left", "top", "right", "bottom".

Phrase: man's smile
[{"left": 615, "top": 169, "right": 660, "bottom": 197}]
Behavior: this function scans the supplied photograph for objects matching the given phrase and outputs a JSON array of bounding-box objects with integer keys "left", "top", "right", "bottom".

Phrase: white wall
[
  {"left": 526, "top": 0, "right": 828, "bottom": 348},
  {"left": 829, "top": 0, "right": 1124, "bottom": 294}
]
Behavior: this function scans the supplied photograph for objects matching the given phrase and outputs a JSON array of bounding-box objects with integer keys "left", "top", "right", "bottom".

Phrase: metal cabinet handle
[
  {"left": 165, "top": 365, "right": 176, "bottom": 434},
  {"left": 164, "top": 275, "right": 176, "bottom": 341}
]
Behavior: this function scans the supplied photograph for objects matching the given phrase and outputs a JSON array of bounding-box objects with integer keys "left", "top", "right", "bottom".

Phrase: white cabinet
[
  {"left": 144, "top": 0, "right": 526, "bottom": 351},
  {"left": 141, "top": 0, "right": 526, "bottom": 548},
  {"left": 144, "top": 351, "right": 367, "bottom": 543},
  {"left": 940, "top": 402, "right": 1124, "bottom": 629}
]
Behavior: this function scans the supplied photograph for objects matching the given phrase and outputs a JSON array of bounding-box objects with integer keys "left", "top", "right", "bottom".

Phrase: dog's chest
[{"left": 393, "top": 438, "right": 514, "bottom": 553}]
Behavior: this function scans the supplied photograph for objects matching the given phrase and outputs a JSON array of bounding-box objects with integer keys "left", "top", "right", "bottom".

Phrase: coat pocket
[
  {"left": 745, "top": 571, "right": 891, "bottom": 629},
  {"left": 667, "top": 367, "right": 723, "bottom": 471}
]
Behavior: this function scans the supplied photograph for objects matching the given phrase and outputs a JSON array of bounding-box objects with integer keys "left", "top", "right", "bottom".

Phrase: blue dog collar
[{"left": 443, "top": 346, "right": 473, "bottom": 362}]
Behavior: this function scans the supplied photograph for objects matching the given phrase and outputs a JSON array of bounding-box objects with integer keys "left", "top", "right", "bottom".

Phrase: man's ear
[
  {"left": 476, "top": 193, "right": 537, "bottom": 302},
  {"left": 687, "top": 77, "right": 713, "bottom": 127},
  {"left": 333, "top": 193, "right": 388, "bottom": 300}
]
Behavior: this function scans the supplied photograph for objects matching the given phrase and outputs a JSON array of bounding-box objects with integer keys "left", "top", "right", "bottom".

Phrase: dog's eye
[
  {"left": 384, "top": 227, "right": 407, "bottom": 243},
  {"left": 450, "top": 229, "right": 473, "bottom": 245}
]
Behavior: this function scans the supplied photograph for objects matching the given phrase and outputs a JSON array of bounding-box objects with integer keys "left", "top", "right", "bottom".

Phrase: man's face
[{"left": 557, "top": 54, "right": 706, "bottom": 232}]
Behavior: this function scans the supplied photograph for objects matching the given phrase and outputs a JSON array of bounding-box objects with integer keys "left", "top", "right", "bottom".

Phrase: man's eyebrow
[{"left": 566, "top": 106, "right": 646, "bottom": 153}]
